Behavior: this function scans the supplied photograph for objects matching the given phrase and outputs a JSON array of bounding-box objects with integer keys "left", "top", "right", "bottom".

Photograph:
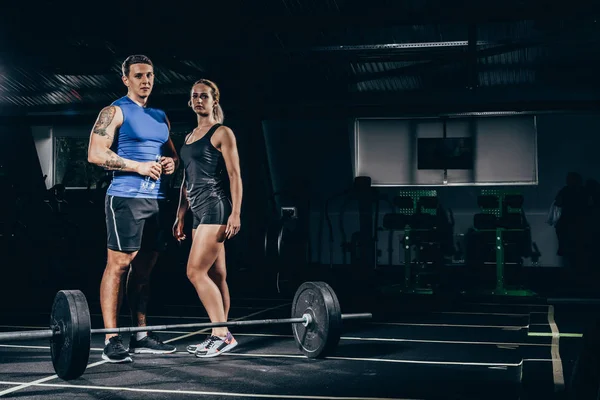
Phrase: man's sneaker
[
  {"left": 128, "top": 332, "right": 177, "bottom": 354},
  {"left": 186, "top": 335, "right": 213, "bottom": 354},
  {"left": 195, "top": 332, "right": 238, "bottom": 358},
  {"left": 102, "top": 336, "right": 133, "bottom": 363}
]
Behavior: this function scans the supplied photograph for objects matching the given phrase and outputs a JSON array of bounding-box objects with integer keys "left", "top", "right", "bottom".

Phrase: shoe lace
[
  {"left": 146, "top": 332, "right": 163, "bottom": 344},
  {"left": 110, "top": 336, "right": 125, "bottom": 348},
  {"left": 204, "top": 335, "right": 221, "bottom": 350}
]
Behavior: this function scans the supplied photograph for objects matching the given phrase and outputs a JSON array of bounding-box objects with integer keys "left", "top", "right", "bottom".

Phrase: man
[{"left": 87, "top": 54, "right": 179, "bottom": 363}]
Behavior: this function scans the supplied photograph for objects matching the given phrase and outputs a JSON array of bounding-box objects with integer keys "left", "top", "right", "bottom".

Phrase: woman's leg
[
  {"left": 209, "top": 245, "right": 230, "bottom": 321},
  {"left": 187, "top": 224, "right": 228, "bottom": 337}
]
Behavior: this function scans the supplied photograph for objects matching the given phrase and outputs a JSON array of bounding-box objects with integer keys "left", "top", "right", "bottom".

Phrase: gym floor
[{"left": 0, "top": 285, "right": 588, "bottom": 400}]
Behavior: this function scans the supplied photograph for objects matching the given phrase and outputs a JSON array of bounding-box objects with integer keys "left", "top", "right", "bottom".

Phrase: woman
[{"left": 174, "top": 79, "right": 242, "bottom": 357}]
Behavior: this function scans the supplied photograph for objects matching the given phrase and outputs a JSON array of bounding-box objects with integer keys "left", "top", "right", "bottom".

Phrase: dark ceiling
[{"left": 1, "top": 0, "right": 600, "bottom": 119}]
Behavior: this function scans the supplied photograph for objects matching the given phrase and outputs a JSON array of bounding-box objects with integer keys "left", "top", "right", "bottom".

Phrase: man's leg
[
  {"left": 127, "top": 199, "right": 176, "bottom": 354},
  {"left": 101, "top": 249, "right": 138, "bottom": 340},
  {"left": 102, "top": 195, "right": 143, "bottom": 363},
  {"left": 100, "top": 249, "right": 136, "bottom": 363},
  {"left": 127, "top": 250, "right": 158, "bottom": 330}
]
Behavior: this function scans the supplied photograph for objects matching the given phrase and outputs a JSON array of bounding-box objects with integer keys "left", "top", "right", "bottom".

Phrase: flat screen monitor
[{"left": 417, "top": 137, "right": 474, "bottom": 170}]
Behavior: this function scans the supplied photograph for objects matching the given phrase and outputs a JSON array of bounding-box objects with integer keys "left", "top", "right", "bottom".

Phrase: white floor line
[
  {"left": 0, "top": 344, "right": 49, "bottom": 350},
  {"left": 369, "top": 322, "right": 527, "bottom": 329},
  {"left": 433, "top": 311, "right": 529, "bottom": 317},
  {"left": 219, "top": 352, "right": 524, "bottom": 367},
  {"left": 547, "top": 305, "right": 565, "bottom": 391},
  {"left": 528, "top": 332, "right": 582, "bottom": 338},
  {"left": 0, "top": 303, "right": 291, "bottom": 397},
  {"left": 159, "top": 331, "right": 549, "bottom": 347},
  {"left": 0, "top": 375, "right": 60, "bottom": 397},
  {"left": 0, "top": 342, "right": 538, "bottom": 371},
  {"left": 0, "top": 332, "right": 551, "bottom": 352},
  {"left": 0, "top": 380, "right": 417, "bottom": 400},
  {"left": 0, "top": 344, "right": 536, "bottom": 365},
  {"left": 338, "top": 336, "right": 549, "bottom": 347},
  {"left": 465, "top": 302, "right": 549, "bottom": 308}
]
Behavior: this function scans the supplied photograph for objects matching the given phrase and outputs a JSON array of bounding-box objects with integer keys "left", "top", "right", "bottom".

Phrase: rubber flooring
[{"left": 0, "top": 293, "right": 586, "bottom": 399}]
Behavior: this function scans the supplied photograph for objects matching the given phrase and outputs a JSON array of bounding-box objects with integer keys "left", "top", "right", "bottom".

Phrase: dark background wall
[
  {"left": 261, "top": 112, "right": 599, "bottom": 268},
  {"left": 1, "top": 106, "right": 599, "bottom": 312}
]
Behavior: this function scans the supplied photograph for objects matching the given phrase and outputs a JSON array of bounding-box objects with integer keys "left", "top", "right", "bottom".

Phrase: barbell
[{"left": 0, "top": 281, "right": 371, "bottom": 381}]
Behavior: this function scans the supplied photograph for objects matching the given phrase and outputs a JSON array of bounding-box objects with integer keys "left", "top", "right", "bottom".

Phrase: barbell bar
[
  {"left": 91, "top": 313, "right": 372, "bottom": 335},
  {"left": 0, "top": 313, "right": 372, "bottom": 340},
  {"left": 0, "top": 281, "right": 372, "bottom": 381}
]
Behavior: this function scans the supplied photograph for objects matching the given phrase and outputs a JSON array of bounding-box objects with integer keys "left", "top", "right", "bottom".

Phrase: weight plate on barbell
[
  {"left": 314, "top": 281, "right": 342, "bottom": 352},
  {"left": 291, "top": 281, "right": 342, "bottom": 358},
  {"left": 50, "top": 290, "right": 91, "bottom": 380}
]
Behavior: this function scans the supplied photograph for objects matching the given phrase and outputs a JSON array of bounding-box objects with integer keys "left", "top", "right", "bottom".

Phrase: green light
[{"left": 528, "top": 332, "right": 582, "bottom": 338}]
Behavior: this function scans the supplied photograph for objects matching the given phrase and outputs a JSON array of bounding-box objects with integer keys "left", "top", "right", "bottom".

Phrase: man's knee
[
  {"left": 106, "top": 249, "right": 137, "bottom": 273},
  {"left": 130, "top": 250, "right": 158, "bottom": 278}
]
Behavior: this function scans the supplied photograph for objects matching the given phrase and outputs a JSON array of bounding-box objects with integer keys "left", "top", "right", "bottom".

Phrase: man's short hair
[{"left": 122, "top": 55, "right": 153, "bottom": 77}]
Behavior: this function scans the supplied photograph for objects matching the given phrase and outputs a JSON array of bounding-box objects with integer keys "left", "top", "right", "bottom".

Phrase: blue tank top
[{"left": 106, "top": 96, "right": 170, "bottom": 199}]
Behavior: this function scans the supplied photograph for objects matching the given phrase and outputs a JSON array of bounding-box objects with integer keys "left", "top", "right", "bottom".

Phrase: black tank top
[{"left": 179, "top": 124, "right": 229, "bottom": 211}]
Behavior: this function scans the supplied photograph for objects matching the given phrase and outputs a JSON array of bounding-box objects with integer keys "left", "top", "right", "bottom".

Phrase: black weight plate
[
  {"left": 314, "top": 281, "right": 342, "bottom": 355},
  {"left": 264, "top": 219, "right": 283, "bottom": 269},
  {"left": 291, "top": 281, "right": 342, "bottom": 358},
  {"left": 50, "top": 290, "right": 91, "bottom": 380}
]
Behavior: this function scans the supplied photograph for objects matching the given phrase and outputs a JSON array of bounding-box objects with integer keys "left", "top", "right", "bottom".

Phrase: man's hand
[
  {"left": 160, "top": 156, "right": 176, "bottom": 175},
  {"left": 136, "top": 161, "right": 162, "bottom": 180}
]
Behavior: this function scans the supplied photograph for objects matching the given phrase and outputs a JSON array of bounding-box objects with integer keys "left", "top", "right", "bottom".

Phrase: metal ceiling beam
[
  {"left": 346, "top": 40, "right": 539, "bottom": 84},
  {"left": 346, "top": 23, "right": 600, "bottom": 85},
  {"left": 2, "top": 85, "right": 600, "bottom": 119},
  {"left": 2, "top": 58, "right": 599, "bottom": 109}
]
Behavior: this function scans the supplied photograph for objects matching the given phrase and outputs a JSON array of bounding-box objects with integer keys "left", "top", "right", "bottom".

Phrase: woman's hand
[
  {"left": 225, "top": 213, "right": 241, "bottom": 239},
  {"left": 160, "top": 156, "right": 176, "bottom": 175},
  {"left": 173, "top": 219, "right": 186, "bottom": 241}
]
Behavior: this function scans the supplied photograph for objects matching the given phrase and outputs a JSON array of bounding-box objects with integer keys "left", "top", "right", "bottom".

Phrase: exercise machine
[{"left": 467, "top": 189, "right": 535, "bottom": 296}]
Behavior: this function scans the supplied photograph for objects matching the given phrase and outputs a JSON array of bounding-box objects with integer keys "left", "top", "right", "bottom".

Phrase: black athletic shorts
[
  {"left": 192, "top": 197, "right": 232, "bottom": 229},
  {"left": 105, "top": 195, "right": 168, "bottom": 252}
]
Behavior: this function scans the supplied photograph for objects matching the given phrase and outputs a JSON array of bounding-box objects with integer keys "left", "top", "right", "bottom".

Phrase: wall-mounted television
[{"left": 417, "top": 137, "right": 474, "bottom": 170}]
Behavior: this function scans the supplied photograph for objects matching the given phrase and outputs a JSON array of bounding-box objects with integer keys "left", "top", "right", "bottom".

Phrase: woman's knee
[
  {"left": 208, "top": 267, "right": 226, "bottom": 283},
  {"left": 187, "top": 265, "right": 211, "bottom": 283}
]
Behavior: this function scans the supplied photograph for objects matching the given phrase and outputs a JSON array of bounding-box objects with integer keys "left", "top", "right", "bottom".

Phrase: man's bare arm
[
  {"left": 88, "top": 106, "right": 137, "bottom": 172},
  {"left": 87, "top": 106, "right": 161, "bottom": 179}
]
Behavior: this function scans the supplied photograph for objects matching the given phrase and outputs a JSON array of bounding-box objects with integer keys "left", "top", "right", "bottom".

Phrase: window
[{"left": 54, "top": 137, "right": 107, "bottom": 189}]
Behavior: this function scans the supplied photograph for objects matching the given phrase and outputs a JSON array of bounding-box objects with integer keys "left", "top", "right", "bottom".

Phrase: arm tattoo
[
  {"left": 102, "top": 150, "right": 126, "bottom": 170},
  {"left": 93, "top": 106, "right": 116, "bottom": 138}
]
